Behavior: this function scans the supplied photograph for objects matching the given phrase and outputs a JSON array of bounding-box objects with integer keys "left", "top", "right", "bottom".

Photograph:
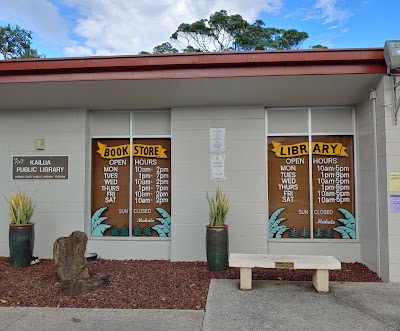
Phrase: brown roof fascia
[{"left": 0, "top": 48, "right": 386, "bottom": 84}]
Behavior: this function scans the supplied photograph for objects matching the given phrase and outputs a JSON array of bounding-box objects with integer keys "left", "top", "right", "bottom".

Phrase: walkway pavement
[{"left": 1, "top": 280, "right": 400, "bottom": 330}]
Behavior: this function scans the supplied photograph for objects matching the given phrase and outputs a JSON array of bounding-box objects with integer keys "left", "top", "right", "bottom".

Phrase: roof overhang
[{"left": 0, "top": 48, "right": 387, "bottom": 110}]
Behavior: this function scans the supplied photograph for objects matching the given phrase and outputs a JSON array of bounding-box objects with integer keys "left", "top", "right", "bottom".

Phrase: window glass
[
  {"left": 90, "top": 111, "right": 171, "bottom": 238},
  {"left": 268, "top": 136, "right": 310, "bottom": 238},
  {"left": 132, "top": 112, "right": 171, "bottom": 135},
  {"left": 91, "top": 112, "right": 130, "bottom": 136},
  {"left": 267, "top": 108, "right": 356, "bottom": 240},
  {"left": 311, "top": 108, "right": 353, "bottom": 132},
  {"left": 267, "top": 109, "right": 308, "bottom": 133}
]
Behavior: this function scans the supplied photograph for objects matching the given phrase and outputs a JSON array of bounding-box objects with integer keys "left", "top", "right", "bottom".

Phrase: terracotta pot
[
  {"left": 9, "top": 223, "right": 35, "bottom": 268},
  {"left": 206, "top": 225, "right": 228, "bottom": 271}
]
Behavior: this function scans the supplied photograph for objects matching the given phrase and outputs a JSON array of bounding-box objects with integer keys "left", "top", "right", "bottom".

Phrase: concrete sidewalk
[
  {"left": 1, "top": 281, "right": 400, "bottom": 331},
  {"left": 204, "top": 280, "right": 400, "bottom": 331}
]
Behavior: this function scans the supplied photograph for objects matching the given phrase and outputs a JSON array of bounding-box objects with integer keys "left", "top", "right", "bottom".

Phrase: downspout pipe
[{"left": 370, "top": 89, "right": 381, "bottom": 278}]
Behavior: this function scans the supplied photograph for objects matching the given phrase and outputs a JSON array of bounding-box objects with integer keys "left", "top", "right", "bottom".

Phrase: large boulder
[
  {"left": 53, "top": 231, "right": 89, "bottom": 281},
  {"left": 53, "top": 231, "right": 108, "bottom": 295}
]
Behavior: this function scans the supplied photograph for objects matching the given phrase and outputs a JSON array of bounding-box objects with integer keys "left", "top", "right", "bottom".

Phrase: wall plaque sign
[
  {"left": 210, "top": 128, "right": 225, "bottom": 153},
  {"left": 211, "top": 154, "right": 225, "bottom": 179},
  {"left": 13, "top": 156, "right": 69, "bottom": 179},
  {"left": 275, "top": 262, "right": 294, "bottom": 268}
]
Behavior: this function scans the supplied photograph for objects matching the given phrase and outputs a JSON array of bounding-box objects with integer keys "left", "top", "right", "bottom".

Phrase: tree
[
  {"left": 310, "top": 44, "right": 328, "bottom": 49},
  {"left": 142, "top": 10, "right": 311, "bottom": 54},
  {"left": 0, "top": 24, "right": 44, "bottom": 60},
  {"left": 153, "top": 42, "right": 178, "bottom": 54}
]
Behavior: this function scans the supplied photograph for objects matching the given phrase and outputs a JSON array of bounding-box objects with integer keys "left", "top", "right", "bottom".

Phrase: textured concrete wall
[
  {"left": 356, "top": 95, "right": 380, "bottom": 273},
  {"left": 380, "top": 76, "right": 400, "bottom": 282},
  {"left": 170, "top": 107, "right": 267, "bottom": 261},
  {"left": 0, "top": 109, "right": 88, "bottom": 258}
]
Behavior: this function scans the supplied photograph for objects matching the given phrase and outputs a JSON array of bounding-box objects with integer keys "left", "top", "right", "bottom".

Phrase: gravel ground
[{"left": 0, "top": 257, "right": 380, "bottom": 310}]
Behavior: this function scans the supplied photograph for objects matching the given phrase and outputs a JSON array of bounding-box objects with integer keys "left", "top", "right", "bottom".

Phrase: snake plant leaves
[{"left": 91, "top": 207, "right": 111, "bottom": 236}]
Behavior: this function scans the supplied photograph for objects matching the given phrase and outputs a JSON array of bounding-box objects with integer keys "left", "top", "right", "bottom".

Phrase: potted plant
[
  {"left": 206, "top": 187, "right": 230, "bottom": 271},
  {"left": 4, "top": 189, "right": 36, "bottom": 268}
]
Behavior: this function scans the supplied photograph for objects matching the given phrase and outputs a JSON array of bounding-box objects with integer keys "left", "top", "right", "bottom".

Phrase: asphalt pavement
[{"left": 1, "top": 280, "right": 399, "bottom": 331}]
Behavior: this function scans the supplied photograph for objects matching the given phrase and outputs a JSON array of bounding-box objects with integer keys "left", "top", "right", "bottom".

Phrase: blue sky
[{"left": 0, "top": 0, "right": 398, "bottom": 59}]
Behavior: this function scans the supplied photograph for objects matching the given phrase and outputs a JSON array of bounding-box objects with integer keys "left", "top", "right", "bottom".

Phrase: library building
[{"left": 0, "top": 41, "right": 399, "bottom": 282}]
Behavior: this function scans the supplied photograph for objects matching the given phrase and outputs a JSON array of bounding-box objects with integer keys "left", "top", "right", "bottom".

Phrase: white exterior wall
[
  {"left": 170, "top": 107, "right": 268, "bottom": 261},
  {"left": 1, "top": 88, "right": 396, "bottom": 274},
  {"left": 170, "top": 106, "right": 361, "bottom": 263},
  {"left": 356, "top": 75, "right": 400, "bottom": 282},
  {"left": 380, "top": 76, "right": 400, "bottom": 282},
  {"left": 356, "top": 93, "right": 381, "bottom": 275},
  {"left": 0, "top": 109, "right": 88, "bottom": 258}
]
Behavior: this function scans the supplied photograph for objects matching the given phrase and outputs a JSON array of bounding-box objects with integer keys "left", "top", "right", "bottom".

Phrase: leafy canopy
[
  {"left": 0, "top": 24, "right": 44, "bottom": 60},
  {"left": 142, "top": 10, "right": 312, "bottom": 54}
]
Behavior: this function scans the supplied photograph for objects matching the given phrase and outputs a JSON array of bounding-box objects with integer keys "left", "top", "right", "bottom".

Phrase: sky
[{"left": 0, "top": 0, "right": 398, "bottom": 59}]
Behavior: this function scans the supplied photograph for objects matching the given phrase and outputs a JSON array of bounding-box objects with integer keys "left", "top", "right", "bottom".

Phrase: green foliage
[
  {"left": 206, "top": 187, "right": 229, "bottom": 226},
  {"left": 268, "top": 208, "right": 288, "bottom": 238},
  {"left": 110, "top": 226, "right": 120, "bottom": 236},
  {"left": 314, "top": 227, "right": 324, "bottom": 238},
  {"left": 151, "top": 208, "right": 171, "bottom": 237},
  {"left": 300, "top": 227, "right": 309, "bottom": 238},
  {"left": 121, "top": 225, "right": 129, "bottom": 236},
  {"left": 153, "top": 42, "right": 178, "bottom": 54},
  {"left": 145, "top": 10, "right": 309, "bottom": 54},
  {"left": 325, "top": 228, "right": 334, "bottom": 238},
  {"left": 3, "top": 189, "right": 36, "bottom": 224},
  {"left": 91, "top": 207, "right": 111, "bottom": 237},
  {"left": 310, "top": 44, "right": 328, "bottom": 49},
  {"left": 133, "top": 225, "right": 142, "bottom": 236},
  {"left": 334, "top": 208, "right": 356, "bottom": 239},
  {"left": 143, "top": 226, "right": 152, "bottom": 236},
  {"left": 0, "top": 24, "right": 44, "bottom": 60},
  {"left": 289, "top": 227, "right": 298, "bottom": 238}
]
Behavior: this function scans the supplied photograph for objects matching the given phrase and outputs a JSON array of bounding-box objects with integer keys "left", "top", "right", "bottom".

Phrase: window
[
  {"left": 90, "top": 111, "right": 171, "bottom": 238},
  {"left": 267, "top": 108, "right": 356, "bottom": 240}
]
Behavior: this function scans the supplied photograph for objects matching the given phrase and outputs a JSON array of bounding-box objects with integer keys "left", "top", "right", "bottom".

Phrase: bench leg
[
  {"left": 240, "top": 268, "right": 252, "bottom": 290},
  {"left": 312, "top": 270, "right": 329, "bottom": 293}
]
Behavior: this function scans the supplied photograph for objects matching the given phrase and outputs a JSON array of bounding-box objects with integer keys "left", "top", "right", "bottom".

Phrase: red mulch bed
[{"left": 0, "top": 257, "right": 380, "bottom": 310}]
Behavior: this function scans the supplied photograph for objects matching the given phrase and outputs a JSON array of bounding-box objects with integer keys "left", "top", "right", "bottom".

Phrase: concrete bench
[{"left": 229, "top": 253, "right": 341, "bottom": 293}]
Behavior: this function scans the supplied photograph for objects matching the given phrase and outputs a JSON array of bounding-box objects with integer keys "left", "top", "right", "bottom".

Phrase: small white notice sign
[
  {"left": 210, "top": 128, "right": 225, "bottom": 153},
  {"left": 211, "top": 154, "right": 225, "bottom": 180}
]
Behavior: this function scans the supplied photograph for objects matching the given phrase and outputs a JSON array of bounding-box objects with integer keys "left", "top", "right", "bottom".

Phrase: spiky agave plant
[
  {"left": 206, "top": 187, "right": 230, "bottom": 226},
  {"left": 4, "top": 189, "right": 36, "bottom": 224}
]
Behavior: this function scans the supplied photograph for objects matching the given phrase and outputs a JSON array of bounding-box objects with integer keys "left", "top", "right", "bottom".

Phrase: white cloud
[
  {"left": 61, "top": 0, "right": 283, "bottom": 56},
  {"left": 314, "top": 0, "right": 352, "bottom": 26},
  {"left": 286, "top": 0, "right": 352, "bottom": 28},
  {"left": 0, "top": 0, "right": 69, "bottom": 46}
]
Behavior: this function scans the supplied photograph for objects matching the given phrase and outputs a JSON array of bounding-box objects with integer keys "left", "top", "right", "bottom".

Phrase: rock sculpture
[{"left": 53, "top": 231, "right": 108, "bottom": 295}]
